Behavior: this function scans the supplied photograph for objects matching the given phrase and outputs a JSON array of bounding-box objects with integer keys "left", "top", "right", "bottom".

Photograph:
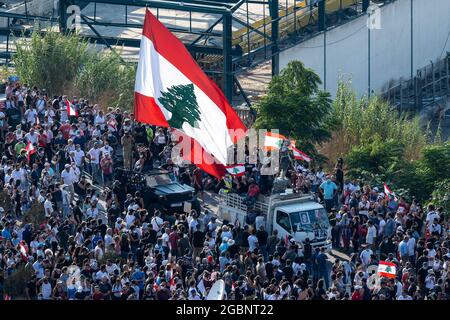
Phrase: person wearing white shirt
[
  {"left": 71, "top": 165, "right": 81, "bottom": 183},
  {"left": 95, "top": 269, "right": 109, "bottom": 282},
  {"left": 40, "top": 278, "right": 53, "bottom": 300},
  {"left": 125, "top": 211, "right": 136, "bottom": 228},
  {"left": 426, "top": 206, "right": 439, "bottom": 225},
  {"left": 74, "top": 146, "right": 85, "bottom": 168},
  {"left": 61, "top": 164, "right": 76, "bottom": 198},
  {"left": 94, "top": 111, "right": 106, "bottom": 129},
  {"left": 151, "top": 213, "right": 164, "bottom": 235},
  {"left": 88, "top": 143, "right": 102, "bottom": 184},
  {"left": 360, "top": 247, "right": 373, "bottom": 267},
  {"left": 366, "top": 221, "right": 377, "bottom": 248},
  {"left": 101, "top": 142, "right": 114, "bottom": 158},
  {"left": 248, "top": 231, "right": 259, "bottom": 252},
  {"left": 44, "top": 194, "right": 54, "bottom": 217},
  {"left": 189, "top": 218, "right": 199, "bottom": 235},
  {"left": 358, "top": 197, "right": 370, "bottom": 216},
  {"left": 61, "top": 187, "right": 72, "bottom": 218},
  {"left": 86, "top": 204, "right": 99, "bottom": 219},
  {"left": 104, "top": 228, "right": 114, "bottom": 248},
  {"left": 33, "top": 258, "right": 45, "bottom": 279},
  {"left": 24, "top": 107, "right": 38, "bottom": 126},
  {"left": 397, "top": 291, "right": 412, "bottom": 300}
]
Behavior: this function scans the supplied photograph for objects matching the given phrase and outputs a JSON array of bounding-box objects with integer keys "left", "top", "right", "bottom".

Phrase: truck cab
[{"left": 217, "top": 191, "right": 332, "bottom": 253}]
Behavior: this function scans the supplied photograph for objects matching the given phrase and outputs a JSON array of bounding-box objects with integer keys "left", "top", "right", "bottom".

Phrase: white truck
[{"left": 217, "top": 191, "right": 332, "bottom": 253}]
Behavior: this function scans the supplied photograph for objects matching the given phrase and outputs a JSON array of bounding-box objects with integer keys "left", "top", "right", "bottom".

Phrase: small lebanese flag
[
  {"left": 264, "top": 132, "right": 288, "bottom": 150},
  {"left": 25, "top": 142, "right": 36, "bottom": 161},
  {"left": 19, "top": 241, "right": 28, "bottom": 261},
  {"left": 134, "top": 10, "right": 246, "bottom": 179},
  {"left": 225, "top": 164, "right": 246, "bottom": 177},
  {"left": 377, "top": 261, "right": 397, "bottom": 279},
  {"left": 289, "top": 144, "right": 312, "bottom": 162},
  {"left": 383, "top": 183, "right": 398, "bottom": 201},
  {"left": 66, "top": 99, "right": 78, "bottom": 117}
]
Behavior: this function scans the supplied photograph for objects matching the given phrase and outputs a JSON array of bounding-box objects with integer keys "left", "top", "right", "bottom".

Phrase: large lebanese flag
[{"left": 134, "top": 9, "right": 246, "bottom": 178}]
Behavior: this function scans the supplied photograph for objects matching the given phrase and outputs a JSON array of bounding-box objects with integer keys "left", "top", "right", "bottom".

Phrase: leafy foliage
[
  {"left": 13, "top": 30, "right": 89, "bottom": 95},
  {"left": 4, "top": 264, "right": 33, "bottom": 298},
  {"left": 13, "top": 30, "right": 135, "bottom": 110},
  {"left": 430, "top": 179, "right": 450, "bottom": 215},
  {"left": 254, "top": 61, "right": 334, "bottom": 160},
  {"left": 329, "top": 81, "right": 448, "bottom": 204},
  {"left": 322, "top": 81, "right": 426, "bottom": 166},
  {"left": 75, "top": 50, "right": 136, "bottom": 109}
]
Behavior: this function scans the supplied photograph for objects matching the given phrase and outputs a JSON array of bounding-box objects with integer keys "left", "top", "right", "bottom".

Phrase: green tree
[
  {"left": 75, "top": 50, "right": 136, "bottom": 109},
  {"left": 254, "top": 61, "right": 334, "bottom": 159},
  {"left": 158, "top": 84, "right": 202, "bottom": 129},
  {"left": 13, "top": 29, "right": 135, "bottom": 110},
  {"left": 326, "top": 81, "right": 427, "bottom": 165},
  {"left": 13, "top": 30, "right": 89, "bottom": 95},
  {"left": 430, "top": 180, "right": 450, "bottom": 215}
]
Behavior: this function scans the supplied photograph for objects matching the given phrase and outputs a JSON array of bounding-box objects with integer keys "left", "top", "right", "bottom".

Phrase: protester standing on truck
[{"left": 319, "top": 176, "right": 338, "bottom": 212}]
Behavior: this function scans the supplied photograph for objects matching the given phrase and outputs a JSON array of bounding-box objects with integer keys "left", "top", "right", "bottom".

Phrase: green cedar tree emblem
[
  {"left": 158, "top": 84, "right": 202, "bottom": 129},
  {"left": 276, "top": 139, "right": 284, "bottom": 148}
]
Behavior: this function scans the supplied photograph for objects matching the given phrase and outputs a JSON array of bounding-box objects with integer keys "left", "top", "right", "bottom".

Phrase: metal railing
[
  {"left": 383, "top": 53, "right": 450, "bottom": 113},
  {"left": 219, "top": 192, "right": 269, "bottom": 214}
]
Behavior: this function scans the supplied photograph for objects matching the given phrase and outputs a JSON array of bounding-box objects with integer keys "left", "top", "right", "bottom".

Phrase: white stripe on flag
[{"left": 135, "top": 36, "right": 232, "bottom": 165}]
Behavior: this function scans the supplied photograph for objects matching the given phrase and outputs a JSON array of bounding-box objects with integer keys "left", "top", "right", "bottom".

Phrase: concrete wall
[{"left": 279, "top": 0, "right": 450, "bottom": 97}]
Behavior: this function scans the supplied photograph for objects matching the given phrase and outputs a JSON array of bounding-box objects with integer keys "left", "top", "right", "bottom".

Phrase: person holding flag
[{"left": 65, "top": 96, "right": 78, "bottom": 123}]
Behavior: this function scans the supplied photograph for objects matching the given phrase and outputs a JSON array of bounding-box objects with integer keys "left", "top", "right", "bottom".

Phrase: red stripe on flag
[
  {"left": 265, "top": 132, "right": 288, "bottom": 140},
  {"left": 134, "top": 92, "right": 169, "bottom": 127},
  {"left": 378, "top": 271, "right": 396, "bottom": 279},
  {"left": 172, "top": 129, "right": 226, "bottom": 179},
  {"left": 141, "top": 9, "right": 246, "bottom": 142},
  {"left": 379, "top": 261, "right": 396, "bottom": 267}
]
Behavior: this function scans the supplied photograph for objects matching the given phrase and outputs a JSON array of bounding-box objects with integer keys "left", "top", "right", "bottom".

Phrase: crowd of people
[{"left": 0, "top": 81, "right": 449, "bottom": 301}]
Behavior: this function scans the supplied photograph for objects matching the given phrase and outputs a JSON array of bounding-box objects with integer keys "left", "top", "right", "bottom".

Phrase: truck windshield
[
  {"left": 146, "top": 174, "right": 172, "bottom": 187},
  {"left": 290, "top": 209, "right": 330, "bottom": 232}
]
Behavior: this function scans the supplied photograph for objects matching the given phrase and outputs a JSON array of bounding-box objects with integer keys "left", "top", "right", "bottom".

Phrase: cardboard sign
[{"left": 183, "top": 201, "right": 192, "bottom": 213}]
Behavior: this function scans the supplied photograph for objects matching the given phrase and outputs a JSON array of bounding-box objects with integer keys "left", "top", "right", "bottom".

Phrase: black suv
[{"left": 115, "top": 168, "right": 200, "bottom": 214}]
